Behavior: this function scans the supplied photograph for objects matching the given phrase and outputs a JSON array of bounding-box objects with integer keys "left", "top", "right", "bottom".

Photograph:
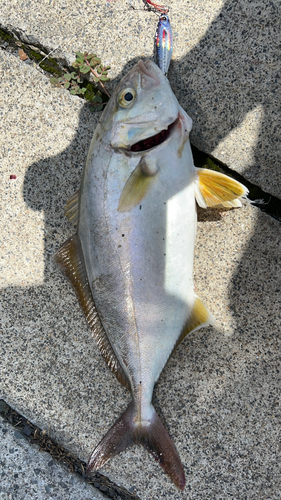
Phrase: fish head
[{"left": 102, "top": 60, "right": 181, "bottom": 153}]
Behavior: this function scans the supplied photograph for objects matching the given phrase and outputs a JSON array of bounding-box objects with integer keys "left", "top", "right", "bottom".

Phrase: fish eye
[
  {"left": 118, "top": 88, "right": 136, "bottom": 108},
  {"left": 162, "top": 16, "right": 167, "bottom": 21},
  {"left": 124, "top": 92, "right": 133, "bottom": 101}
]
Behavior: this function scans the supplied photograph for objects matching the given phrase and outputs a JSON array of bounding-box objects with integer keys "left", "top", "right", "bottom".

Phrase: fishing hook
[{"left": 144, "top": 0, "right": 169, "bottom": 15}]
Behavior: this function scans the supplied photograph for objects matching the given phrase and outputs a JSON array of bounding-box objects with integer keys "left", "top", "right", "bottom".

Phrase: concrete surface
[
  {"left": 0, "top": 0, "right": 280, "bottom": 198},
  {"left": 0, "top": 415, "right": 108, "bottom": 500},
  {"left": 0, "top": 1, "right": 281, "bottom": 499}
]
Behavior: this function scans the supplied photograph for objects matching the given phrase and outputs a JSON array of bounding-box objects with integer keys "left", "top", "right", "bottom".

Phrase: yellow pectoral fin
[
  {"left": 118, "top": 159, "right": 158, "bottom": 213},
  {"left": 195, "top": 168, "right": 248, "bottom": 208}
]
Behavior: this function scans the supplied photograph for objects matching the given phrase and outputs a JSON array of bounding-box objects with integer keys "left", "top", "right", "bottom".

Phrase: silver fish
[{"left": 55, "top": 60, "right": 248, "bottom": 490}]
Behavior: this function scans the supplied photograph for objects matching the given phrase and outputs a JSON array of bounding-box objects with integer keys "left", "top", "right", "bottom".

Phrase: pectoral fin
[
  {"left": 118, "top": 157, "right": 159, "bottom": 213},
  {"left": 194, "top": 168, "right": 248, "bottom": 208}
]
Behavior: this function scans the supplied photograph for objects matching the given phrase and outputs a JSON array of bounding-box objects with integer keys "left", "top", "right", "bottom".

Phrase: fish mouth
[{"left": 128, "top": 117, "right": 179, "bottom": 153}]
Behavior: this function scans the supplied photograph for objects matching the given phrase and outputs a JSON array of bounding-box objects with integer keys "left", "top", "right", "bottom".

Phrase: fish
[
  {"left": 155, "top": 13, "right": 173, "bottom": 75},
  {"left": 55, "top": 60, "right": 248, "bottom": 490}
]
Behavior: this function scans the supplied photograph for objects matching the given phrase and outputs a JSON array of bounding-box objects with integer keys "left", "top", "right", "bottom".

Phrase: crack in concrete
[{"left": 0, "top": 399, "right": 140, "bottom": 500}]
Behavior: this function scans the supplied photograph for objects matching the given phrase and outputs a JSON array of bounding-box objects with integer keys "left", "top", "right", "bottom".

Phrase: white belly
[{"left": 103, "top": 129, "right": 197, "bottom": 398}]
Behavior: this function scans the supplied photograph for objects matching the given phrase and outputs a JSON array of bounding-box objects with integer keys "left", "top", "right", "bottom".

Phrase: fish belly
[{"left": 79, "top": 132, "right": 196, "bottom": 406}]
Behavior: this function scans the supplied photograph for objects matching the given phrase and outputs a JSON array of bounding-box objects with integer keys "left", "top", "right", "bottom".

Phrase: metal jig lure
[{"left": 155, "top": 13, "right": 173, "bottom": 75}]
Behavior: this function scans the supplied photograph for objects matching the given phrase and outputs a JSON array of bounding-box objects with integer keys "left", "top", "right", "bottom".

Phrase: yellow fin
[
  {"left": 170, "top": 297, "right": 215, "bottom": 358},
  {"left": 118, "top": 159, "right": 157, "bottom": 213},
  {"left": 64, "top": 190, "right": 79, "bottom": 225},
  {"left": 195, "top": 168, "right": 248, "bottom": 208},
  {"left": 54, "top": 234, "right": 130, "bottom": 390}
]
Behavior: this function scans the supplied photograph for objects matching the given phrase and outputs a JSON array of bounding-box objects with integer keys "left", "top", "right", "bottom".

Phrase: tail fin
[{"left": 87, "top": 401, "right": 185, "bottom": 490}]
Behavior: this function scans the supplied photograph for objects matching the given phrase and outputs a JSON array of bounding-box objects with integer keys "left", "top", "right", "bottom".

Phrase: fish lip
[{"left": 120, "top": 116, "right": 179, "bottom": 155}]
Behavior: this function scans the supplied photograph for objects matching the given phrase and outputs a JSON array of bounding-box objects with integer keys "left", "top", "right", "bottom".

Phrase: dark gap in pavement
[{"left": 0, "top": 400, "right": 140, "bottom": 500}]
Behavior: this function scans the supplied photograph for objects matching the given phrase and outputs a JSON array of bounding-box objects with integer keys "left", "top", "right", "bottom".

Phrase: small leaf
[
  {"left": 93, "top": 76, "right": 99, "bottom": 82},
  {"left": 70, "top": 89, "right": 77, "bottom": 94},
  {"left": 102, "top": 71, "right": 108, "bottom": 75},
  {"left": 81, "top": 88, "right": 87, "bottom": 94},
  {"left": 64, "top": 82, "right": 70, "bottom": 89},
  {"left": 65, "top": 73, "right": 72, "bottom": 81},
  {"left": 96, "top": 67, "right": 101, "bottom": 74},
  {"left": 50, "top": 77, "right": 58, "bottom": 83},
  {"left": 104, "top": 65, "right": 111, "bottom": 70},
  {"left": 100, "top": 76, "right": 110, "bottom": 81},
  {"left": 90, "top": 60, "right": 98, "bottom": 67},
  {"left": 77, "top": 78, "right": 83, "bottom": 83},
  {"left": 76, "top": 51, "right": 84, "bottom": 58},
  {"left": 81, "top": 66, "right": 91, "bottom": 74},
  {"left": 93, "top": 95, "right": 103, "bottom": 103}
]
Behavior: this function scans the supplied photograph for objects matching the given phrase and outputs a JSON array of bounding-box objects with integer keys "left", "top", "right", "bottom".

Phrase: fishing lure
[{"left": 155, "top": 13, "right": 173, "bottom": 75}]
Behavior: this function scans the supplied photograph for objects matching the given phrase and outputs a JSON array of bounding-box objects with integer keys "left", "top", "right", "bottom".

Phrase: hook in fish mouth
[{"left": 128, "top": 116, "right": 179, "bottom": 153}]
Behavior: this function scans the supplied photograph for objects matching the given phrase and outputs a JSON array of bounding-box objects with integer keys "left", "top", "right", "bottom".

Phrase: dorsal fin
[
  {"left": 194, "top": 168, "right": 248, "bottom": 208},
  {"left": 170, "top": 297, "right": 215, "bottom": 359},
  {"left": 65, "top": 191, "right": 79, "bottom": 225},
  {"left": 54, "top": 234, "right": 130, "bottom": 390}
]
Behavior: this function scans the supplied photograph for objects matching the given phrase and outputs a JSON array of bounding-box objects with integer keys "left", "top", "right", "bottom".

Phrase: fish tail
[{"left": 87, "top": 401, "right": 185, "bottom": 490}]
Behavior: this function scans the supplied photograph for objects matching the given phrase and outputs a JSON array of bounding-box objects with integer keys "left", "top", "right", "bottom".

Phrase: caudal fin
[{"left": 87, "top": 401, "right": 185, "bottom": 490}]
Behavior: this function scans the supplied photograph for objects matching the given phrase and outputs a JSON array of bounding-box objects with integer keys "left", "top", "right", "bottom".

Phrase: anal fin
[
  {"left": 54, "top": 234, "right": 130, "bottom": 390},
  {"left": 195, "top": 167, "right": 249, "bottom": 208}
]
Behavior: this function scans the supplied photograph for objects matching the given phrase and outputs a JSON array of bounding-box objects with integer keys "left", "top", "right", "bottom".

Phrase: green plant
[{"left": 50, "top": 52, "right": 110, "bottom": 110}]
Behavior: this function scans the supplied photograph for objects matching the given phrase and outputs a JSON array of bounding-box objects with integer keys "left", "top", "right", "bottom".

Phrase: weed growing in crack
[{"left": 50, "top": 52, "right": 110, "bottom": 110}]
